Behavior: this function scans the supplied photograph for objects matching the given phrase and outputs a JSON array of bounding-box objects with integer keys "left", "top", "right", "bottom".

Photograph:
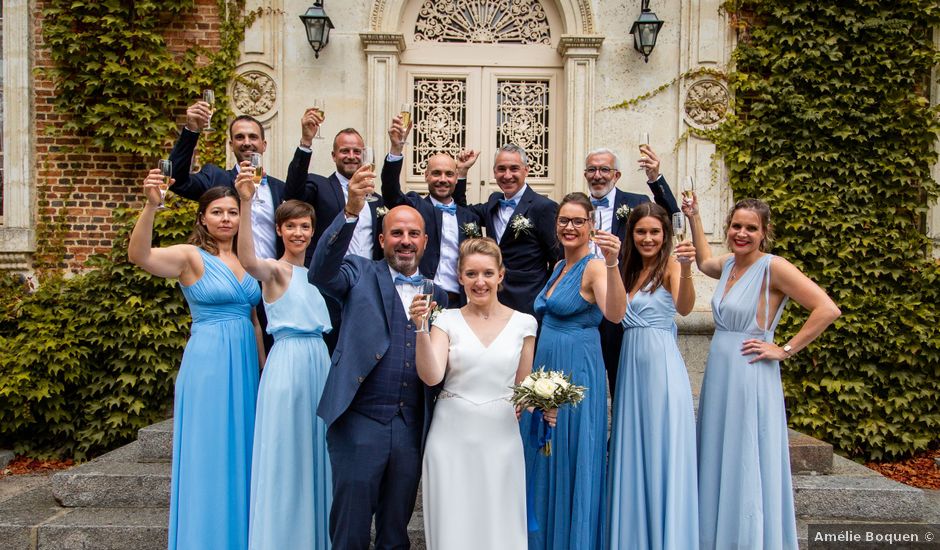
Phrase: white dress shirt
[
  {"left": 235, "top": 165, "right": 276, "bottom": 260},
  {"left": 493, "top": 184, "right": 528, "bottom": 243},
  {"left": 429, "top": 196, "right": 460, "bottom": 293},
  {"left": 336, "top": 171, "right": 375, "bottom": 259}
]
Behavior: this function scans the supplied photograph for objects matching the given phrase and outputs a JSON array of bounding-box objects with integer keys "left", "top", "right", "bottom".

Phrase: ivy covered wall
[{"left": 715, "top": 0, "right": 940, "bottom": 459}]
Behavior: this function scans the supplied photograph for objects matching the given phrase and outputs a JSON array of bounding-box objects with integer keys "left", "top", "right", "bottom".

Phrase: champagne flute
[
  {"left": 417, "top": 280, "right": 435, "bottom": 333},
  {"left": 203, "top": 89, "right": 216, "bottom": 133},
  {"left": 157, "top": 159, "right": 172, "bottom": 209},
  {"left": 249, "top": 152, "right": 265, "bottom": 204},
  {"left": 591, "top": 209, "right": 603, "bottom": 258},
  {"left": 312, "top": 99, "right": 325, "bottom": 140},
  {"left": 637, "top": 131, "right": 650, "bottom": 171},
  {"left": 361, "top": 146, "right": 379, "bottom": 203},
  {"left": 400, "top": 103, "right": 413, "bottom": 145}
]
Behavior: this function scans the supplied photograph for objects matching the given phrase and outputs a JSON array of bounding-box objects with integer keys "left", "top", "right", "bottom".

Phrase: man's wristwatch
[{"left": 782, "top": 343, "right": 793, "bottom": 357}]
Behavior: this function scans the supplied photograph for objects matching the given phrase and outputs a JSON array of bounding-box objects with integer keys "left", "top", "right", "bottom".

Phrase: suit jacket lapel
[
  {"left": 426, "top": 197, "right": 444, "bottom": 249},
  {"left": 328, "top": 173, "right": 345, "bottom": 213},
  {"left": 484, "top": 193, "right": 501, "bottom": 240},
  {"left": 375, "top": 260, "right": 396, "bottom": 331},
  {"left": 612, "top": 190, "right": 629, "bottom": 240}
]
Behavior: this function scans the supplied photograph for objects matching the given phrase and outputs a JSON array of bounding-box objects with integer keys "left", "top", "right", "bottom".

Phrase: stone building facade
[{"left": 1, "top": 0, "right": 937, "bottom": 274}]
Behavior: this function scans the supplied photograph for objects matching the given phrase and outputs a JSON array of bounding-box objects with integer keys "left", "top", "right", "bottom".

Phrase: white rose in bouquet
[
  {"left": 550, "top": 372, "right": 569, "bottom": 389},
  {"left": 533, "top": 378, "right": 558, "bottom": 399},
  {"left": 522, "top": 376, "right": 535, "bottom": 389}
]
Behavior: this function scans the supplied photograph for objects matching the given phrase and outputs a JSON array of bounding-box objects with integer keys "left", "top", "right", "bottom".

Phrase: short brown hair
[
  {"left": 275, "top": 200, "right": 316, "bottom": 227},
  {"left": 332, "top": 128, "right": 364, "bottom": 151}
]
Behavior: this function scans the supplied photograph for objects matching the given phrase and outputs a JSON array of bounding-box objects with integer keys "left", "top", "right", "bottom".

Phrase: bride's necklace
[{"left": 467, "top": 306, "right": 493, "bottom": 320}]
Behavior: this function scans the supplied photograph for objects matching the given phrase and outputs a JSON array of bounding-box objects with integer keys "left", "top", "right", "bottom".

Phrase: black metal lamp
[
  {"left": 630, "top": 0, "right": 665, "bottom": 63},
  {"left": 299, "top": 1, "right": 334, "bottom": 59}
]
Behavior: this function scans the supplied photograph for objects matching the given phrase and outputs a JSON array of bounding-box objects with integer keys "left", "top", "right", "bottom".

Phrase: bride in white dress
[{"left": 411, "top": 237, "right": 536, "bottom": 550}]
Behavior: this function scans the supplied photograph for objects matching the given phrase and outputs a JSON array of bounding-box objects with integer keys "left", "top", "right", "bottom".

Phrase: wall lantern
[
  {"left": 630, "top": 0, "right": 665, "bottom": 63},
  {"left": 299, "top": 1, "right": 334, "bottom": 59}
]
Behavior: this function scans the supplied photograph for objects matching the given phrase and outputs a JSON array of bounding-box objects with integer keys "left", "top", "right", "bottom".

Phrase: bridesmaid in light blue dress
[
  {"left": 685, "top": 196, "right": 840, "bottom": 550},
  {"left": 607, "top": 203, "right": 698, "bottom": 550},
  {"left": 129, "top": 177, "right": 261, "bottom": 550},
  {"left": 521, "top": 193, "right": 626, "bottom": 550},
  {"left": 234, "top": 173, "right": 333, "bottom": 550}
]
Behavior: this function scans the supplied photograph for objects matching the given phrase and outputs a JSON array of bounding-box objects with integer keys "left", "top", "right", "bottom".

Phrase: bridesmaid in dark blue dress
[
  {"left": 521, "top": 192, "right": 626, "bottom": 550},
  {"left": 129, "top": 171, "right": 262, "bottom": 550}
]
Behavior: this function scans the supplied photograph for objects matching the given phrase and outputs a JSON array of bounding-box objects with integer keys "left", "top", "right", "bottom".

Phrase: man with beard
[
  {"left": 284, "top": 109, "right": 385, "bottom": 265},
  {"left": 380, "top": 115, "right": 482, "bottom": 307},
  {"left": 456, "top": 144, "right": 558, "bottom": 316},
  {"left": 310, "top": 166, "right": 447, "bottom": 550},
  {"left": 583, "top": 146, "right": 679, "bottom": 394},
  {"left": 169, "top": 100, "right": 287, "bottom": 261}
]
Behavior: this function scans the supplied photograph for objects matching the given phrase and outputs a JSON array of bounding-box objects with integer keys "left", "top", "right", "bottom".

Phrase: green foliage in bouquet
[
  {"left": 510, "top": 368, "right": 587, "bottom": 411},
  {"left": 714, "top": 0, "right": 940, "bottom": 459},
  {"left": 0, "top": 197, "right": 197, "bottom": 459}
]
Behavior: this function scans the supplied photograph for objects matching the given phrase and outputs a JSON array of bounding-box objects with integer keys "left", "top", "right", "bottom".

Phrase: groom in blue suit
[{"left": 310, "top": 166, "right": 447, "bottom": 550}]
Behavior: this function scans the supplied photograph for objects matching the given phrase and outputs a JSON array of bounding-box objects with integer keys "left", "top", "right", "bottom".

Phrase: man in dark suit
[
  {"left": 169, "top": 100, "right": 288, "bottom": 259},
  {"left": 284, "top": 109, "right": 385, "bottom": 265},
  {"left": 380, "top": 115, "right": 482, "bottom": 307},
  {"left": 310, "top": 166, "right": 447, "bottom": 550},
  {"left": 585, "top": 146, "right": 680, "bottom": 395},
  {"left": 456, "top": 144, "right": 558, "bottom": 316},
  {"left": 284, "top": 111, "right": 387, "bottom": 351}
]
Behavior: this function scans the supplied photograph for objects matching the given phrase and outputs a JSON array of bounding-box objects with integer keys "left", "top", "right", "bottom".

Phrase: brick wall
[{"left": 32, "top": 0, "right": 223, "bottom": 271}]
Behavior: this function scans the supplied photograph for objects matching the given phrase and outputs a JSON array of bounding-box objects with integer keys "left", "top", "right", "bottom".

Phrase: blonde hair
[{"left": 458, "top": 238, "right": 503, "bottom": 271}]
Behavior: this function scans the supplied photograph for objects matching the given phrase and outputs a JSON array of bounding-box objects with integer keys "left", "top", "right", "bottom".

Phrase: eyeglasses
[
  {"left": 557, "top": 216, "right": 590, "bottom": 228},
  {"left": 584, "top": 167, "right": 615, "bottom": 176}
]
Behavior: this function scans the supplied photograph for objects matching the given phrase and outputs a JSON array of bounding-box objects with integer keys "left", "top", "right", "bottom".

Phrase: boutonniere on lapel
[
  {"left": 375, "top": 206, "right": 389, "bottom": 217},
  {"left": 461, "top": 222, "right": 482, "bottom": 238},
  {"left": 509, "top": 214, "right": 534, "bottom": 238},
  {"left": 615, "top": 204, "right": 632, "bottom": 221}
]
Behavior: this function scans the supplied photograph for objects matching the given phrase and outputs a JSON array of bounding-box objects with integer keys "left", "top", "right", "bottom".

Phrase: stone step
[
  {"left": 137, "top": 418, "right": 173, "bottom": 463},
  {"left": 141, "top": 417, "right": 835, "bottom": 476},
  {"left": 793, "top": 454, "right": 925, "bottom": 522},
  {"left": 51, "top": 442, "right": 170, "bottom": 508}
]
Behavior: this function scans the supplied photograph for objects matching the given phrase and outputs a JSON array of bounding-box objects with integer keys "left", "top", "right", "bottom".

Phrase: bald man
[
  {"left": 311, "top": 167, "right": 448, "bottom": 549},
  {"left": 381, "top": 115, "right": 483, "bottom": 306}
]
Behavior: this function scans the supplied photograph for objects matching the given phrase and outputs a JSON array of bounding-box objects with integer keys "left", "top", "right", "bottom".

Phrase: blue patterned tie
[
  {"left": 591, "top": 197, "right": 609, "bottom": 208},
  {"left": 498, "top": 198, "right": 517, "bottom": 209},
  {"left": 394, "top": 274, "right": 424, "bottom": 286},
  {"left": 435, "top": 203, "right": 457, "bottom": 215}
]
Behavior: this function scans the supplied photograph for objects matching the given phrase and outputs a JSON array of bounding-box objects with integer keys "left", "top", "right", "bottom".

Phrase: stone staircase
[{"left": 0, "top": 417, "right": 931, "bottom": 549}]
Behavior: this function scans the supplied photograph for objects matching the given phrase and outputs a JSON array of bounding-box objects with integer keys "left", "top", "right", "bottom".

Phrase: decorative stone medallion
[
  {"left": 683, "top": 79, "right": 730, "bottom": 130},
  {"left": 232, "top": 71, "right": 276, "bottom": 117}
]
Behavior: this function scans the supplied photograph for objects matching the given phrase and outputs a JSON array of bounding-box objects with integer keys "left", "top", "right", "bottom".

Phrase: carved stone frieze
[
  {"left": 232, "top": 71, "right": 277, "bottom": 117},
  {"left": 369, "top": 0, "right": 595, "bottom": 35},
  {"left": 683, "top": 79, "right": 730, "bottom": 129},
  {"left": 414, "top": 0, "right": 551, "bottom": 45}
]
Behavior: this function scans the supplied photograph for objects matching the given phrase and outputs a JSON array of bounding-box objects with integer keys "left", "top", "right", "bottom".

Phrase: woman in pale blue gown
[
  {"left": 686, "top": 195, "right": 840, "bottom": 550},
  {"left": 234, "top": 174, "right": 333, "bottom": 550},
  {"left": 129, "top": 173, "right": 262, "bottom": 550},
  {"left": 607, "top": 203, "right": 698, "bottom": 550},
  {"left": 521, "top": 192, "right": 626, "bottom": 550}
]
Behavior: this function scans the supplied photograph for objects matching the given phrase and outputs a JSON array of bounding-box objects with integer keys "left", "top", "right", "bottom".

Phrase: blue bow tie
[
  {"left": 394, "top": 274, "right": 424, "bottom": 286},
  {"left": 435, "top": 203, "right": 457, "bottom": 215},
  {"left": 498, "top": 198, "right": 518, "bottom": 209},
  {"left": 591, "top": 197, "right": 609, "bottom": 208}
]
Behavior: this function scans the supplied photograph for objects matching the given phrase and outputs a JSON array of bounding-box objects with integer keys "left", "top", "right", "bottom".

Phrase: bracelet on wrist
[
  {"left": 606, "top": 260, "right": 619, "bottom": 268},
  {"left": 680, "top": 274, "right": 693, "bottom": 279}
]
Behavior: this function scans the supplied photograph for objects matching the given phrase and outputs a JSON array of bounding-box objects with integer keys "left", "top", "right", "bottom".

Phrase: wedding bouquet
[{"left": 511, "top": 368, "right": 586, "bottom": 456}]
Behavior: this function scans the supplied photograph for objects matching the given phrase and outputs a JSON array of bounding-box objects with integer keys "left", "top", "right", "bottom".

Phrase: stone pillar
[
  {"left": 1, "top": 0, "right": 35, "bottom": 271},
  {"left": 929, "top": 25, "right": 940, "bottom": 258},
  {"left": 558, "top": 35, "right": 604, "bottom": 196},
  {"left": 360, "top": 33, "right": 405, "bottom": 159}
]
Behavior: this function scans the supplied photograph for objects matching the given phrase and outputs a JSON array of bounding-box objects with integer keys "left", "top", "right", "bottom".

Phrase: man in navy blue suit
[
  {"left": 168, "top": 100, "right": 287, "bottom": 260},
  {"left": 285, "top": 110, "right": 385, "bottom": 264},
  {"left": 380, "top": 115, "right": 482, "bottom": 307},
  {"left": 585, "top": 146, "right": 680, "bottom": 395},
  {"left": 456, "top": 144, "right": 558, "bottom": 316},
  {"left": 310, "top": 165, "right": 446, "bottom": 550}
]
